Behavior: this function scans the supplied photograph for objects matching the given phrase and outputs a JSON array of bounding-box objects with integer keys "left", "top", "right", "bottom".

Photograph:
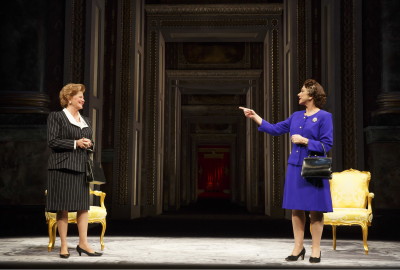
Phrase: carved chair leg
[
  {"left": 100, "top": 220, "right": 106, "bottom": 251},
  {"left": 47, "top": 219, "right": 57, "bottom": 252},
  {"left": 361, "top": 223, "right": 369, "bottom": 254},
  {"left": 332, "top": 225, "right": 337, "bottom": 250},
  {"left": 52, "top": 223, "right": 58, "bottom": 247}
]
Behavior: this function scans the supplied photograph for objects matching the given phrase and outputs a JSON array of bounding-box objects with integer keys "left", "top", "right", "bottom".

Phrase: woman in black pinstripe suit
[{"left": 47, "top": 83, "right": 102, "bottom": 258}]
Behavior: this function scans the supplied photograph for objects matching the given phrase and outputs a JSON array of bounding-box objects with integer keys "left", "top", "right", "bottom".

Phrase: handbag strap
[
  {"left": 321, "top": 142, "right": 327, "bottom": 157},
  {"left": 308, "top": 142, "right": 328, "bottom": 157}
]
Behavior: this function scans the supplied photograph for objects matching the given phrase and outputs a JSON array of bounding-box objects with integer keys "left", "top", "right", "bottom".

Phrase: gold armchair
[
  {"left": 324, "top": 169, "right": 374, "bottom": 254},
  {"left": 45, "top": 189, "right": 107, "bottom": 252}
]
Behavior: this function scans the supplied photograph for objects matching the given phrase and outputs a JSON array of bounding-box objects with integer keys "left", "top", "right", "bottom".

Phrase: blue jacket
[{"left": 258, "top": 110, "right": 333, "bottom": 166}]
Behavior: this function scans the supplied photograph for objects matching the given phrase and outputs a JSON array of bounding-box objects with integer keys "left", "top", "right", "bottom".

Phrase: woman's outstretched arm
[{"left": 239, "top": 106, "right": 262, "bottom": 125}]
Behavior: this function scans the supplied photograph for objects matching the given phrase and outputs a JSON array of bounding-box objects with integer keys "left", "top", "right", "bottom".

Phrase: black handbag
[
  {"left": 301, "top": 143, "right": 332, "bottom": 179},
  {"left": 86, "top": 150, "right": 107, "bottom": 185}
]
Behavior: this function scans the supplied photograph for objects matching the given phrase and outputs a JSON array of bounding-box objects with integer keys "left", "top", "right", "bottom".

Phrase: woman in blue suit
[
  {"left": 47, "top": 83, "right": 102, "bottom": 258},
  {"left": 240, "top": 79, "right": 333, "bottom": 263}
]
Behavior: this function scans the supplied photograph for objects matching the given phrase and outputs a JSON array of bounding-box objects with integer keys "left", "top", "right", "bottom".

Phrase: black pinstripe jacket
[{"left": 47, "top": 110, "right": 93, "bottom": 172}]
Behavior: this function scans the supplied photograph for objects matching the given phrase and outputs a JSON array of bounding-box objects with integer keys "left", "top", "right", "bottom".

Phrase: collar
[{"left": 63, "top": 108, "right": 89, "bottom": 129}]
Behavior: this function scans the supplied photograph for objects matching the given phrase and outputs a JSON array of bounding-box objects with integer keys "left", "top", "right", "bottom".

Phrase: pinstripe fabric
[
  {"left": 46, "top": 111, "right": 92, "bottom": 212},
  {"left": 47, "top": 111, "right": 92, "bottom": 172},
  {"left": 46, "top": 169, "right": 89, "bottom": 212}
]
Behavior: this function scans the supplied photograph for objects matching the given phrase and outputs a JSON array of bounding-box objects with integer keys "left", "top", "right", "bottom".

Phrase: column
[{"left": 365, "top": 0, "right": 400, "bottom": 210}]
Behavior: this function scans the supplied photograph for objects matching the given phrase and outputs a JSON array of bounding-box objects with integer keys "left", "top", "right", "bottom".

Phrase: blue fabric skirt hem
[{"left": 282, "top": 164, "right": 333, "bottom": 212}]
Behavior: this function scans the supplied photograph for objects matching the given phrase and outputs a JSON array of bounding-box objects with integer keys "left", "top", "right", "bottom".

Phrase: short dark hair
[{"left": 303, "top": 79, "right": 327, "bottom": 108}]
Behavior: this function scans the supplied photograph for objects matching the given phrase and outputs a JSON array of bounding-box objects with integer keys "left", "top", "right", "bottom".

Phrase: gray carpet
[{"left": 0, "top": 236, "right": 399, "bottom": 269}]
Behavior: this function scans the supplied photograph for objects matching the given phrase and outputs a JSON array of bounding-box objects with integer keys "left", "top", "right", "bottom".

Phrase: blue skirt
[{"left": 282, "top": 164, "right": 333, "bottom": 212}]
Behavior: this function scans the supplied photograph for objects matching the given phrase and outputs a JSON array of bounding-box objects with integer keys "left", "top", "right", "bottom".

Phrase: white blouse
[
  {"left": 63, "top": 108, "right": 89, "bottom": 129},
  {"left": 63, "top": 108, "right": 89, "bottom": 150}
]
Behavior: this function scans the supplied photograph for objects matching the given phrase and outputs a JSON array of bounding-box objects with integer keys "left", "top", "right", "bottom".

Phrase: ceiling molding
[{"left": 145, "top": 4, "right": 283, "bottom": 16}]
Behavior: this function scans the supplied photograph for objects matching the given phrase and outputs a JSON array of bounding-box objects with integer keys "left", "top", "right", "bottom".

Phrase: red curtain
[{"left": 197, "top": 146, "right": 230, "bottom": 198}]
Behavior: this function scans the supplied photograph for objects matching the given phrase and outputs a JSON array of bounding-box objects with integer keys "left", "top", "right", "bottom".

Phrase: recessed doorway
[{"left": 197, "top": 145, "right": 231, "bottom": 199}]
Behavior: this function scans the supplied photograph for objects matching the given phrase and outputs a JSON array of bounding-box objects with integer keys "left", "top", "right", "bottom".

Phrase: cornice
[
  {"left": 166, "top": 69, "right": 262, "bottom": 78},
  {"left": 145, "top": 4, "right": 283, "bottom": 16}
]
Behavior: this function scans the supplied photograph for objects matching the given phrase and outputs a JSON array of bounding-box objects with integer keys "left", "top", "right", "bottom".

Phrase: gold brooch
[{"left": 312, "top": 117, "right": 318, "bottom": 122}]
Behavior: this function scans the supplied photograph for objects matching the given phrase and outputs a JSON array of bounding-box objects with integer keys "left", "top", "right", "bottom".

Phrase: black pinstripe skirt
[{"left": 46, "top": 169, "right": 90, "bottom": 212}]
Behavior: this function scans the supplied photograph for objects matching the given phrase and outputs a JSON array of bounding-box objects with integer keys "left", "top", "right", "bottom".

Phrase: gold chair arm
[
  {"left": 367, "top": 193, "right": 374, "bottom": 214},
  {"left": 90, "top": 190, "right": 107, "bottom": 209}
]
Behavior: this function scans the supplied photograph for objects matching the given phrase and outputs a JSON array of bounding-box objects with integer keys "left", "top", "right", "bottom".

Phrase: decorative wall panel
[
  {"left": 341, "top": 0, "right": 357, "bottom": 169},
  {"left": 270, "top": 27, "right": 282, "bottom": 208},
  {"left": 112, "top": 0, "right": 144, "bottom": 219},
  {"left": 115, "top": 0, "right": 133, "bottom": 206},
  {"left": 64, "top": 0, "right": 86, "bottom": 84},
  {"left": 297, "top": 0, "right": 307, "bottom": 90}
]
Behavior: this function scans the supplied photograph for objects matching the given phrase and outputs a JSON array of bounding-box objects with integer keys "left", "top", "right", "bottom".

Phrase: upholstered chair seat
[
  {"left": 324, "top": 208, "right": 372, "bottom": 223},
  {"left": 45, "top": 189, "right": 107, "bottom": 252},
  {"left": 324, "top": 169, "right": 374, "bottom": 254}
]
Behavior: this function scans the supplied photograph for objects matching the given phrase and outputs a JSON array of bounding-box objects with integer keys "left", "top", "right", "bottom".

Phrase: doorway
[
  {"left": 197, "top": 145, "right": 231, "bottom": 199},
  {"left": 164, "top": 70, "right": 262, "bottom": 213}
]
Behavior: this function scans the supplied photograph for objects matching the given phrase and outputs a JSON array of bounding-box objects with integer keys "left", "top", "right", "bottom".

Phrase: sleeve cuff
[
  {"left": 257, "top": 119, "right": 267, "bottom": 132},
  {"left": 74, "top": 140, "right": 77, "bottom": 150}
]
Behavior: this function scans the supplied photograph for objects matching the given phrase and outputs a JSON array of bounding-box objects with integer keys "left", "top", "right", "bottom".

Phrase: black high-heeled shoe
[
  {"left": 309, "top": 251, "right": 321, "bottom": 263},
  {"left": 76, "top": 245, "right": 103, "bottom": 256},
  {"left": 59, "top": 253, "right": 70, "bottom": 259},
  {"left": 285, "top": 247, "right": 306, "bottom": 261}
]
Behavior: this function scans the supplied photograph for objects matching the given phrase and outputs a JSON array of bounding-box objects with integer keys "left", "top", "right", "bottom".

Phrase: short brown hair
[
  {"left": 59, "top": 83, "right": 86, "bottom": 108},
  {"left": 303, "top": 79, "right": 327, "bottom": 108}
]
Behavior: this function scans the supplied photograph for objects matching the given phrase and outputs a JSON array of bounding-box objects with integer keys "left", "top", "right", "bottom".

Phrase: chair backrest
[{"left": 329, "top": 169, "right": 371, "bottom": 208}]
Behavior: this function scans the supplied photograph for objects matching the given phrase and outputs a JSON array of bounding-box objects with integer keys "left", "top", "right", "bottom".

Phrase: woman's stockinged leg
[
  {"left": 291, "top": 209, "right": 306, "bottom": 255},
  {"left": 76, "top": 210, "right": 95, "bottom": 253},
  {"left": 309, "top": 211, "right": 324, "bottom": 258},
  {"left": 56, "top": 211, "right": 69, "bottom": 254}
]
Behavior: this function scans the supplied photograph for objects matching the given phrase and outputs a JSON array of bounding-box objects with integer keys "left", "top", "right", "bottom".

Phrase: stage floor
[{"left": 0, "top": 236, "right": 399, "bottom": 269}]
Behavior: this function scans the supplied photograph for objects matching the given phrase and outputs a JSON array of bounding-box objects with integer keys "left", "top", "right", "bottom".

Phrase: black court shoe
[
  {"left": 76, "top": 245, "right": 103, "bottom": 256},
  {"left": 59, "top": 253, "right": 70, "bottom": 259},
  {"left": 285, "top": 247, "right": 306, "bottom": 261},
  {"left": 309, "top": 252, "right": 321, "bottom": 263}
]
